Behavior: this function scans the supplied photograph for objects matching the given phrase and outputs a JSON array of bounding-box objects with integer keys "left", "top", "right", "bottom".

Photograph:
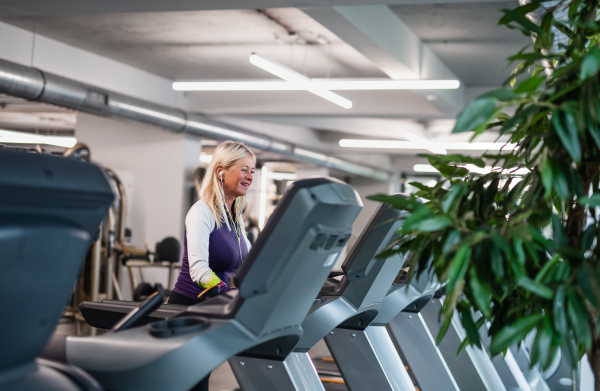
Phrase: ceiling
[
  {"left": 390, "top": 1, "right": 529, "bottom": 86},
  {"left": 0, "top": 0, "right": 526, "bottom": 161},
  {"left": 0, "top": 0, "right": 519, "bottom": 17},
  {"left": 1, "top": 8, "right": 387, "bottom": 80}
]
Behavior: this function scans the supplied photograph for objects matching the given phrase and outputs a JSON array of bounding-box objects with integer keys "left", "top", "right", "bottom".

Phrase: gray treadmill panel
[
  {"left": 419, "top": 301, "right": 488, "bottom": 391},
  {"left": 0, "top": 148, "right": 113, "bottom": 390},
  {"left": 387, "top": 311, "right": 460, "bottom": 391}
]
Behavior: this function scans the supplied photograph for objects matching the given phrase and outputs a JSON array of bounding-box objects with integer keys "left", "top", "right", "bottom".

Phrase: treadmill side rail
[
  {"left": 229, "top": 352, "right": 326, "bottom": 391},
  {"left": 325, "top": 326, "right": 416, "bottom": 391}
]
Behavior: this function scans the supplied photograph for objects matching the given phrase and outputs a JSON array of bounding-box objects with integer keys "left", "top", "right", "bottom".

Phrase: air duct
[{"left": 0, "top": 58, "right": 396, "bottom": 182}]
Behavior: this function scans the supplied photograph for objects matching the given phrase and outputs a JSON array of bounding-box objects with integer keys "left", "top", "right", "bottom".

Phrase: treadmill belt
[{"left": 313, "top": 357, "right": 348, "bottom": 391}]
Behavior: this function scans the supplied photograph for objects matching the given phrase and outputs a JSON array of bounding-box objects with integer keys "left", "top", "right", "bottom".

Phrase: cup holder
[{"left": 147, "top": 316, "right": 210, "bottom": 338}]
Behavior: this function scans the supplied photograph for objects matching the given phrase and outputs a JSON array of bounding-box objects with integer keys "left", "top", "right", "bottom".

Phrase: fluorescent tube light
[
  {"left": 249, "top": 54, "right": 352, "bottom": 109},
  {"left": 405, "top": 132, "right": 447, "bottom": 155},
  {"left": 172, "top": 79, "right": 460, "bottom": 91},
  {"left": 413, "top": 164, "right": 441, "bottom": 173},
  {"left": 268, "top": 172, "right": 298, "bottom": 181},
  {"left": 199, "top": 154, "right": 213, "bottom": 165},
  {"left": 0, "top": 129, "right": 77, "bottom": 148},
  {"left": 414, "top": 164, "right": 530, "bottom": 175},
  {"left": 339, "top": 139, "right": 517, "bottom": 151}
]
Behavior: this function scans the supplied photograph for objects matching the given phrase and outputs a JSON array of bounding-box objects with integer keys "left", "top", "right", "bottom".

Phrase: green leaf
[
  {"left": 442, "top": 230, "right": 462, "bottom": 253},
  {"left": 554, "top": 286, "right": 568, "bottom": 337},
  {"left": 577, "top": 264, "right": 600, "bottom": 308},
  {"left": 551, "top": 162, "right": 571, "bottom": 200},
  {"left": 453, "top": 98, "right": 497, "bottom": 133},
  {"left": 469, "top": 267, "right": 492, "bottom": 318},
  {"left": 534, "top": 255, "right": 559, "bottom": 284},
  {"left": 479, "top": 88, "right": 515, "bottom": 101},
  {"left": 408, "top": 181, "right": 433, "bottom": 192},
  {"left": 500, "top": 9, "right": 544, "bottom": 35},
  {"left": 490, "top": 314, "right": 542, "bottom": 356},
  {"left": 442, "top": 183, "right": 466, "bottom": 213},
  {"left": 552, "top": 215, "right": 568, "bottom": 248},
  {"left": 580, "top": 46, "right": 600, "bottom": 81},
  {"left": 401, "top": 207, "right": 435, "bottom": 232},
  {"left": 539, "top": 160, "right": 553, "bottom": 195},
  {"left": 513, "top": 239, "right": 526, "bottom": 265},
  {"left": 530, "top": 317, "right": 552, "bottom": 369},
  {"left": 581, "top": 224, "right": 596, "bottom": 252},
  {"left": 459, "top": 305, "right": 482, "bottom": 349},
  {"left": 367, "top": 194, "right": 421, "bottom": 211},
  {"left": 513, "top": 74, "right": 546, "bottom": 94},
  {"left": 457, "top": 336, "right": 470, "bottom": 356},
  {"left": 490, "top": 244, "right": 505, "bottom": 279},
  {"left": 447, "top": 245, "right": 472, "bottom": 291},
  {"left": 567, "top": 290, "right": 592, "bottom": 349},
  {"left": 552, "top": 109, "right": 581, "bottom": 163},
  {"left": 578, "top": 194, "right": 600, "bottom": 207},
  {"left": 517, "top": 275, "right": 553, "bottom": 299},
  {"left": 436, "top": 315, "right": 453, "bottom": 345},
  {"left": 561, "top": 335, "right": 579, "bottom": 367},
  {"left": 417, "top": 216, "right": 452, "bottom": 232}
]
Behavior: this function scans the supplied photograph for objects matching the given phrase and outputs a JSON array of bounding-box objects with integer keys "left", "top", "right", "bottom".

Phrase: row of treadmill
[{"left": 1, "top": 147, "right": 574, "bottom": 391}]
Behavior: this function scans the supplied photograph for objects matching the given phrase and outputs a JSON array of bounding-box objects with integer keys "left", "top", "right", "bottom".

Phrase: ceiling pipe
[{"left": 0, "top": 58, "right": 396, "bottom": 182}]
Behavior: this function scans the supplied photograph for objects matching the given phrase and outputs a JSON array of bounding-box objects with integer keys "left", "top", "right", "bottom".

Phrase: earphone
[{"left": 220, "top": 171, "right": 223, "bottom": 181}]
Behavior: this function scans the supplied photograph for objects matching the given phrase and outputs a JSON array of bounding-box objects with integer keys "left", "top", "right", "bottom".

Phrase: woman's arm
[{"left": 186, "top": 202, "right": 221, "bottom": 289}]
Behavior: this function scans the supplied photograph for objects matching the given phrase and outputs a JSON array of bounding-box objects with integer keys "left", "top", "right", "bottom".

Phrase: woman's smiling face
[{"left": 222, "top": 156, "right": 255, "bottom": 199}]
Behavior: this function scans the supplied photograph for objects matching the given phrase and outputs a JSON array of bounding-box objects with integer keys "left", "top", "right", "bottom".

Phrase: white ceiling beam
[{"left": 303, "top": 5, "right": 464, "bottom": 112}]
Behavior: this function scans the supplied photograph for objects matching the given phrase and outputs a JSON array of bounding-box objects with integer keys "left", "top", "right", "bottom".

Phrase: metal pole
[{"left": 90, "top": 222, "right": 103, "bottom": 303}]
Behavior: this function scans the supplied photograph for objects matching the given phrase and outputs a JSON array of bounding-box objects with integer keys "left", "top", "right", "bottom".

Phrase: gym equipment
[
  {"left": 388, "top": 290, "right": 577, "bottom": 391},
  {"left": 44, "top": 177, "right": 363, "bottom": 391},
  {"left": 322, "top": 268, "right": 439, "bottom": 391},
  {"left": 232, "top": 197, "right": 439, "bottom": 391},
  {"left": 0, "top": 146, "right": 114, "bottom": 390}
]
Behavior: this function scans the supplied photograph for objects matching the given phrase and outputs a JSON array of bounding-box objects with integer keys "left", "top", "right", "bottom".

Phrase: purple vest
[{"left": 173, "top": 217, "right": 248, "bottom": 300}]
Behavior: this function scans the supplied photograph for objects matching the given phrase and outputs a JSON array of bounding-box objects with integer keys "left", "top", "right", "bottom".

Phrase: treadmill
[
  {"left": 233, "top": 197, "right": 439, "bottom": 391},
  {"left": 390, "top": 292, "right": 570, "bottom": 391},
  {"left": 0, "top": 147, "right": 114, "bottom": 391},
  {"left": 46, "top": 177, "right": 363, "bottom": 391}
]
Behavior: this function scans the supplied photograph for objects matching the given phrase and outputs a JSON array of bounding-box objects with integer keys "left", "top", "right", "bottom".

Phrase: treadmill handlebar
[{"left": 111, "top": 292, "right": 165, "bottom": 332}]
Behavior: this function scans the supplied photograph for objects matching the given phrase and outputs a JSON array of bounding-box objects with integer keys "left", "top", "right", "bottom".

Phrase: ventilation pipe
[{"left": 0, "top": 58, "right": 396, "bottom": 182}]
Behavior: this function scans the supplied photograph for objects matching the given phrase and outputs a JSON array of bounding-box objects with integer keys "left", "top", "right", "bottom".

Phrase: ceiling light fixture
[
  {"left": 414, "top": 164, "right": 530, "bottom": 175},
  {"left": 268, "top": 172, "right": 298, "bottom": 181},
  {"left": 339, "top": 139, "right": 517, "bottom": 151},
  {"left": 405, "top": 132, "right": 447, "bottom": 155},
  {"left": 172, "top": 79, "right": 460, "bottom": 91},
  {"left": 0, "top": 129, "right": 77, "bottom": 148},
  {"left": 249, "top": 54, "right": 352, "bottom": 109}
]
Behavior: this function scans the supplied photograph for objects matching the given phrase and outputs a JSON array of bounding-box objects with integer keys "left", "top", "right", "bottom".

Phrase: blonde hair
[{"left": 201, "top": 141, "right": 256, "bottom": 230}]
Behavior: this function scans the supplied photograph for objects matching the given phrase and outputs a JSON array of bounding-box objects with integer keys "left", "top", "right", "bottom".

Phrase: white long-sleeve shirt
[{"left": 186, "top": 200, "right": 251, "bottom": 286}]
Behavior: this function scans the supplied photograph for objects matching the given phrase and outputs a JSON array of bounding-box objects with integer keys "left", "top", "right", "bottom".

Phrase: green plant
[{"left": 370, "top": 0, "right": 600, "bottom": 388}]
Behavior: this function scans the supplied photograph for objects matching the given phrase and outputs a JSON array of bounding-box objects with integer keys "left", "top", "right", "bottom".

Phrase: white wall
[
  {"left": 76, "top": 113, "right": 201, "bottom": 298},
  {"left": 0, "top": 21, "right": 186, "bottom": 108}
]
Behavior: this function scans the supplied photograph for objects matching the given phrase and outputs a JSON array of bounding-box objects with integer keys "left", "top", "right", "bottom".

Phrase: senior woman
[{"left": 170, "top": 140, "right": 255, "bottom": 391}]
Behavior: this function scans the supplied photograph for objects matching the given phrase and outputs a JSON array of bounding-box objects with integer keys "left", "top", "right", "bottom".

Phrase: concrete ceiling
[
  {"left": 0, "top": 0, "right": 524, "bottom": 17},
  {"left": 390, "top": 1, "right": 530, "bottom": 86},
  {"left": 2, "top": 8, "right": 387, "bottom": 80},
  {"left": 0, "top": 0, "right": 529, "bottom": 162}
]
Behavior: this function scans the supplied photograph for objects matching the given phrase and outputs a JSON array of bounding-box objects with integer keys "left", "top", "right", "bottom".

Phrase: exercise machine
[
  {"left": 44, "top": 177, "right": 363, "bottom": 391},
  {"left": 234, "top": 197, "right": 439, "bottom": 391},
  {"left": 0, "top": 146, "right": 114, "bottom": 390}
]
